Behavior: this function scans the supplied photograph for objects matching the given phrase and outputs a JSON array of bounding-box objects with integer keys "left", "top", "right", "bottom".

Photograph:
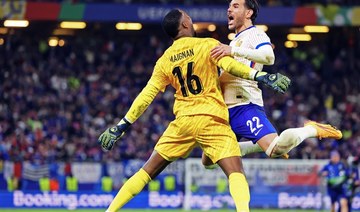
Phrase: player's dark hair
[
  {"left": 162, "top": 9, "right": 182, "bottom": 39},
  {"left": 228, "top": 0, "right": 259, "bottom": 23},
  {"left": 245, "top": 0, "right": 259, "bottom": 23}
]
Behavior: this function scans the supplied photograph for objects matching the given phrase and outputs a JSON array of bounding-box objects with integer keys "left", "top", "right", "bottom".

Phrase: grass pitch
[{"left": 0, "top": 209, "right": 321, "bottom": 212}]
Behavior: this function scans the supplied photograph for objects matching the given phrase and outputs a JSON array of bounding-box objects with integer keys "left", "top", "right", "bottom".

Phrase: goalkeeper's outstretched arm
[
  {"left": 97, "top": 83, "right": 160, "bottom": 151},
  {"left": 124, "top": 83, "right": 159, "bottom": 123}
]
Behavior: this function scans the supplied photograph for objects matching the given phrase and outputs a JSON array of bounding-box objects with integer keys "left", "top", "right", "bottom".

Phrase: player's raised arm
[
  {"left": 215, "top": 56, "right": 291, "bottom": 94},
  {"left": 210, "top": 43, "right": 275, "bottom": 65},
  {"left": 231, "top": 44, "right": 275, "bottom": 65},
  {"left": 97, "top": 83, "right": 160, "bottom": 151}
]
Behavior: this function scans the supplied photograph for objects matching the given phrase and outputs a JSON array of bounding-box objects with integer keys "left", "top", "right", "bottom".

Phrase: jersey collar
[{"left": 235, "top": 25, "right": 255, "bottom": 38}]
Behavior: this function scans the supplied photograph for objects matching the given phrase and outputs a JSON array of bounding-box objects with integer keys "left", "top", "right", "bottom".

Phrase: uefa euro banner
[{"left": 1, "top": 1, "right": 360, "bottom": 26}]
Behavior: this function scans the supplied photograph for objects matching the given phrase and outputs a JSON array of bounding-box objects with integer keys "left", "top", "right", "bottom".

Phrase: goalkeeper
[{"left": 98, "top": 9, "right": 290, "bottom": 212}]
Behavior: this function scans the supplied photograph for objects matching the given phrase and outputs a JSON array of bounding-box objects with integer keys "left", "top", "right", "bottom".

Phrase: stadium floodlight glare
[
  {"left": 48, "top": 37, "right": 58, "bottom": 47},
  {"left": 4, "top": 20, "right": 29, "bottom": 27},
  {"left": 0, "top": 27, "right": 8, "bottom": 34},
  {"left": 193, "top": 23, "right": 215, "bottom": 32},
  {"left": 116, "top": 22, "right": 142, "bottom": 30},
  {"left": 255, "top": 24, "right": 268, "bottom": 32},
  {"left": 53, "top": 28, "right": 75, "bottom": 36},
  {"left": 287, "top": 33, "right": 312, "bottom": 41},
  {"left": 207, "top": 24, "right": 216, "bottom": 32},
  {"left": 228, "top": 32, "right": 236, "bottom": 40},
  {"left": 284, "top": 40, "right": 298, "bottom": 48},
  {"left": 193, "top": 24, "right": 199, "bottom": 31},
  {"left": 304, "top": 25, "right": 329, "bottom": 33},
  {"left": 289, "top": 27, "right": 305, "bottom": 34},
  {"left": 60, "top": 21, "right": 86, "bottom": 29},
  {"left": 58, "top": 39, "right": 65, "bottom": 47}
]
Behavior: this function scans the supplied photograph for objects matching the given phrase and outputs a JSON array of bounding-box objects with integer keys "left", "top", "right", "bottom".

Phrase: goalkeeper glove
[
  {"left": 255, "top": 71, "right": 291, "bottom": 94},
  {"left": 98, "top": 118, "right": 131, "bottom": 151}
]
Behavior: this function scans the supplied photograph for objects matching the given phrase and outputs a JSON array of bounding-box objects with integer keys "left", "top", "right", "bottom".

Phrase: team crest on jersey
[{"left": 235, "top": 40, "right": 242, "bottom": 47}]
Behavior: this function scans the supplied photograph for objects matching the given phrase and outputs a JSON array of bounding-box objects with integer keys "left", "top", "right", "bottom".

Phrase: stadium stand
[{"left": 1, "top": 23, "right": 359, "bottom": 163}]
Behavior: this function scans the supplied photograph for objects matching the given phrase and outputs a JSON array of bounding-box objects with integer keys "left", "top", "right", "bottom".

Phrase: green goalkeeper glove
[
  {"left": 255, "top": 71, "right": 291, "bottom": 94},
  {"left": 98, "top": 118, "right": 131, "bottom": 151}
]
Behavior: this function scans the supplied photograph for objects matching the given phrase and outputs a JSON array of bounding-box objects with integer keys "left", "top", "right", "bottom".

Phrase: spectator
[
  {"left": 320, "top": 150, "right": 348, "bottom": 212},
  {"left": 39, "top": 175, "right": 50, "bottom": 192},
  {"left": 50, "top": 176, "right": 60, "bottom": 191},
  {"left": 148, "top": 179, "right": 160, "bottom": 192},
  {"left": 101, "top": 174, "right": 113, "bottom": 192},
  {"left": 66, "top": 174, "right": 78, "bottom": 192},
  {"left": 164, "top": 175, "right": 176, "bottom": 192},
  {"left": 344, "top": 156, "right": 360, "bottom": 212},
  {"left": 6, "top": 175, "right": 19, "bottom": 192}
]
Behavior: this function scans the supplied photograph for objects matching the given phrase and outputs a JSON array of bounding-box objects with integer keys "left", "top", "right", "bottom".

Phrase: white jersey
[{"left": 219, "top": 26, "right": 272, "bottom": 108}]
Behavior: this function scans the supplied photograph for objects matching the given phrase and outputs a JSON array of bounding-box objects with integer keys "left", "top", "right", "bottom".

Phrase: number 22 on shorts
[{"left": 246, "top": 116, "right": 264, "bottom": 136}]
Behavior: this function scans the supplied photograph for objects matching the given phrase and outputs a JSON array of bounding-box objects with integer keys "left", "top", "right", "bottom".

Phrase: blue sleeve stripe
[
  {"left": 255, "top": 42, "right": 272, "bottom": 49},
  {"left": 250, "top": 61, "right": 256, "bottom": 68}
]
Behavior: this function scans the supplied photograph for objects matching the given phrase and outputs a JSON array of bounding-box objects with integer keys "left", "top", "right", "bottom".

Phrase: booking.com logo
[{"left": 13, "top": 191, "right": 113, "bottom": 210}]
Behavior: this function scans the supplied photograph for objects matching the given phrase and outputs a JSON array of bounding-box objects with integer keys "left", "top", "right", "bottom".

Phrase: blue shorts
[
  {"left": 328, "top": 187, "right": 346, "bottom": 203},
  {"left": 228, "top": 103, "right": 277, "bottom": 143}
]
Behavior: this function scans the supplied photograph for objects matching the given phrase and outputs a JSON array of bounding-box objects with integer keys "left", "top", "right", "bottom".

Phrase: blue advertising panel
[
  {"left": 0, "top": 191, "right": 183, "bottom": 209},
  {"left": 1, "top": 191, "right": 359, "bottom": 210},
  {"left": 82, "top": 4, "right": 297, "bottom": 24},
  {"left": 187, "top": 192, "right": 360, "bottom": 210},
  {"left": 257, "top": 7, "right": 296, "bottom": 25},
  {"left": 83, "top": 4, "right": 228, "bottom": 23}
]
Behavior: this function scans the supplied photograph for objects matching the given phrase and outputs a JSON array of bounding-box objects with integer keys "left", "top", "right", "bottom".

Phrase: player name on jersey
[{"left": 170, "top": 49, "right": 194, "bottom": 62}]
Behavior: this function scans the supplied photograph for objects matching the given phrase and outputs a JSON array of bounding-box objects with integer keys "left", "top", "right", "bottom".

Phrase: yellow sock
[
  {"left": 107, "top": 168, "right": 151, "bottom": 212},
  {"left": 229, "top": 172, "right": 250, "bottom": 212}
]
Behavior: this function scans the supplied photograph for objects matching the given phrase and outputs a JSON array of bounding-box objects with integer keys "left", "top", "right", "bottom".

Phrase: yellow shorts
[{"left": 154, "top": 115, "right": 240, "bottom": 163}]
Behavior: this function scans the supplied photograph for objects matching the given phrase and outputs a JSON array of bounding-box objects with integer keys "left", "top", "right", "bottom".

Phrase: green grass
[{"left": 0, "top": 209, "right": 321, "bottom": 212}]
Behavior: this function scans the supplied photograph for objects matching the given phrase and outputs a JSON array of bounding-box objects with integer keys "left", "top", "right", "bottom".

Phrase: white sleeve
[{"left": 231, "top": 44, "right": 275, "bottom": 65}]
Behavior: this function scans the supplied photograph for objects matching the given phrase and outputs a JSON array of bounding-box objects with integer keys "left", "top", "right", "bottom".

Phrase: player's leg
[
  {"left": 107, "top": 116, "right": 195, "bottom": 212},
  {"left": 202, "top": 140, "right": 263, "bottom": 168},
  {"left": 198, "top": 116, "right": 250, "bottom": 212},
  {"left": 201, "top": 104, "right": 276, "bottom": 168},
  {"left": 339, "top": 197, "right": 348, "bottom": 212},
  {"left": 228, "top": 104, "right": 342, "bottom": 158},
  {"left": 238, "top": 140, "right": 263, "bottom": 156},
  {"left": 201, "top": 106, "right": 278, "bottom": 168},
  {"left": 329, "top": 190, "right": 337, "bottom": 212},
  {"left": 217, "top": 156, "right": 250, "bottom": 212},
  {"left": 107, "top": 151, "right": 170, "bottom": 212},
  {"left": 269, "top": 121, "right": 342, "bottom": 157},
  {"left": 331, "top": 203, "right": 336, "bottom": 212},
  {"left": 227, "top": 104, "right": 282, "bottom": 158},
  {"left": 347, "top": 197, "right": 352, "bottom": 212}
]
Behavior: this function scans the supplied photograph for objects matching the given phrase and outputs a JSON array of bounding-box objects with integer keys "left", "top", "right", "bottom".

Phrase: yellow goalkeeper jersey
[{"left": 148, "top": 37, "right": 230, "bottom": 121}]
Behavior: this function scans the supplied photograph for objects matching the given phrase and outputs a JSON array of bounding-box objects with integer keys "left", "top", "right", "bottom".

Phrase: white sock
[
  {"left": 299, "top": 126, "right": 318, "bottom": 141},
  {"left": 239, "top": 141, "right": 263, "bottom": 156},
  {"left": 268, "top": 127, "right": 317, "bottom": 157}
]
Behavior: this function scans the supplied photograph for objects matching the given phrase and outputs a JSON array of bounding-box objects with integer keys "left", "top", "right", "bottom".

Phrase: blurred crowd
[
  {"left": 262, "top": 27, "right": 360, "bottom": 160},
  {"left": 27, "top": 0, "right": 360, "bottom": 6},
  {"left": 0, "top": 23, "right": 359, "bottom": 164}
]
